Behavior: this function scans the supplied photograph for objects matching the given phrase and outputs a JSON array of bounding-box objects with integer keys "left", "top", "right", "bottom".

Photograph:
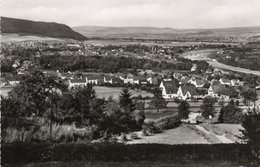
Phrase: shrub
[
  {"left": 219, "top": 104, "right": 244, "bottom": 124},
  {"left": 2, "top": 120, "right": 94, "bottom": 143},
  {"left": 1, "top": 143, "right": 255, "bottom": 164},
  {"left": 130, "top": 133, "right": 140, "bottom": 140},
  {"left": 155, "top": 114, "right": 181, "bottom": 130},
  {"left": 143, "top": 121, "right": 163, "bottom": 134}
]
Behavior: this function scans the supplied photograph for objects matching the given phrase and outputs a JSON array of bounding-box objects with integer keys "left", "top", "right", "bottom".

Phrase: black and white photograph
[{"left": 1, "top": 0, "right": 260, "bottom": 166}]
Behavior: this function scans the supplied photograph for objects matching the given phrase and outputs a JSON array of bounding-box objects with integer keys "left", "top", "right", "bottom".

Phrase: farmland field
[
  {"left": 85, "top": 40, "right": 237, "bottom": 47},
  {"left": 1, "top": 33, "right": 62, "bottom": 42},
  {"left": 127, "top": 124, "right": 209, "bottom": 145},
  {"left": 144, "top": 110, "right": 177, "bottom": 120},
  {"left": 94, "top": 86, "right": 153, "bottom": 100},
  {"left": 200, "top": 123, "right": 244, "bottom": 143},
  {"left": 0, "top": 86, "right": 153, "bottom": 99}
]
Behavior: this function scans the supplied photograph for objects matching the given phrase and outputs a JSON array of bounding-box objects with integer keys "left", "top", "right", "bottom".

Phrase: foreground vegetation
[
  {"left": 1, "top": 70, "right": 260, "bottom": 165},
  {"left": 3, "top": 160, "right": 249, "bottom": 167},
  {"left": 2, "top": 143, "right": 257, "bottom": 165}
]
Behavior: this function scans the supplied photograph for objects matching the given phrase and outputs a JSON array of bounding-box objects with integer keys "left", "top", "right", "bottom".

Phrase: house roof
[
  {"left": 190, "top": 78, "right": 205, "bottom": 86},
  {"left": 116, "top": 73, "right": 126, "bottom": 78},
  {"left": 87, "top": 76, "right": 98, "bottom": 80},
  {"left": 162, "top": 81, "right": 178, "bottom": 94},
  {"left": 70, "top": 78, "right": 86, "bottom": 83},
  {"left": 220, "top": 78, "right": 231, "bottom": 83},
  {"left": 127, "top": 73, "right": 134, "bottom": 78},
  {"left": 211, "top": 84, "right": 237, "bottom": 97},
  {"left": 112, "top": 77, "right": 123, "bottom": 83},
  {"left": 179, "top": 77, "right": 190, "bottom": 84},
  {"left": 139, "top": 78, "right": 148, "bottom": 82},
  {"left": 180, "top": 84, "right": 197, "bottom": 95},
  {"left": 133, "top": 77, "right": 140, "bottom": 80},
  {"left": 104, "top": 76, "right": 112, "bottom": 80},
  {"left": 206, "top": 68, "right": 213, "bottom": 73},
  {"left": 145, "top": 70, "right": 155, "bottom": 74},
  {"left": 195, "top": 80, "right": 205, "bottom": 86}
]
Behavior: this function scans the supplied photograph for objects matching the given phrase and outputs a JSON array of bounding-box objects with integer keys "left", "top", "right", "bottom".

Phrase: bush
[
  {"left": 2, "top": 143, "right": 255, "bottom": 164},
  {"left": 219, "top": 104, "right": 244, "bottom": 124},
  {"left": 143, "top": 121, "right": 163, "bottom": 134},
  {"left": 2, "top": 119, "right": 94, "bottom": 143},
  {"left": 155, "top": 114, "right": 181, "bottom": 130},
  {"left": 130, "top": 133, "right": 140, "bottom": 140}
]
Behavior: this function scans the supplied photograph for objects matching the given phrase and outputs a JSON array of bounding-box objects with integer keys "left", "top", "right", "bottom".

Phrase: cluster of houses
[
  {"left": 160, "top": 72, "right": 243, "bottom": 101},
  {"left": 63, "top": 67, "right": 244, "bottom": 102},
  {"left": 67, "top": 72, "right": 159, "bottom": 89}
]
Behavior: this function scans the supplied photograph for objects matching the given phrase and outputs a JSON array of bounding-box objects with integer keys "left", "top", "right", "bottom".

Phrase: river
[{"left": 181, "top": 49, "right": 260, "bottom": 76}]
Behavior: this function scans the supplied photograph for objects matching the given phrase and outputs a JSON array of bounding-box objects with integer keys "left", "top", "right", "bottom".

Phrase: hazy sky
[{"left": 1, "top": 0, "right": 260, "bottom": 28}]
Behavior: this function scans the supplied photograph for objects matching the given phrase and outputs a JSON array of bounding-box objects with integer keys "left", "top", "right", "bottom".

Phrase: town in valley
[{"left": 1, "top": 0, "right": 260, "bottom": 166}]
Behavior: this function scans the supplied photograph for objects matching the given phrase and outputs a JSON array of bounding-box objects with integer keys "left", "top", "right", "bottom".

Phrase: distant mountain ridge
[
  {"left": 73, "top": 25, "right": 260, "bottom": 39},
  {"left": 1, "top": 17, "right": 87, "bottom": 40},
  {"left": 73, "top": 26, "right": 182, "bottom": 36}
]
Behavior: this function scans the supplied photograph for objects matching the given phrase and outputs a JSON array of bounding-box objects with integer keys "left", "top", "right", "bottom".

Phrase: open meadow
[
  {"left": 127, "top": 124, "right": 209, "bottom": 145},
  {"left": 94, "top": 86, "right": 153, "bottom": 100},
  {"left": 0, "top": 86, "right": 153, "bottom": 99}
]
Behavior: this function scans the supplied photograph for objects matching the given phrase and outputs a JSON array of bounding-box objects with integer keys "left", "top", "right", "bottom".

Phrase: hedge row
[{"left": 2, "top": 143, "right": 254, "bottom": 164}]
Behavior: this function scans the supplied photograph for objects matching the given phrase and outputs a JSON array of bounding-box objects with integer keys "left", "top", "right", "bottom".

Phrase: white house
[
  {"left": 139, "top": 78, "right": 148, "bottom": 85},
  {"left": 189, "top": 78, "right": 206, "bottom": 88},
  {"left": 177, "top": 84, "right": 198, "bottom": 100},
  {"left": 208, "top": 84, "right": 237, "bottom": 100},
  {"left": 124, "top": 76, "right": 139, "bottom": 84},
  {"left": 104, "top": 76, "right": 113, "bottom": 84},
  {"left": 159, "top": 81, "right": 178, "bottom": 99},
  {"left": 147, "top": 77, "right": 159, "bottom": 85},
  {"left": 9, "top": 80, "right": 20, "bottom": 86},
  {"left": 191, "top": 64, "right": 197, "bottom": 72},
  {"left": 231, "top": 79, "right": 244, "bottom": 87},
  {"left": 182, "top": 112, "right": 202, "bottom": 124},
  {"left": 173, "top": 72, "right": 182, "bottom": 80},
  {"left": 69, "top": 78, "right": 88, "bottom": 88},
  {"left": 219, "top": 78, "right": 231, "bottom": 86},
  {"left": 87, "top": 76, "right": 98, "bottom": 85},
  {"left": 104, "top": 76, "right": 123, "bottom": 84}
]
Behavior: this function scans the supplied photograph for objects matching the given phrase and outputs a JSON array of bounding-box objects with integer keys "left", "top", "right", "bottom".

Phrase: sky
[{"left": 1, "top": 0, "right": 260, "bottom": 29}]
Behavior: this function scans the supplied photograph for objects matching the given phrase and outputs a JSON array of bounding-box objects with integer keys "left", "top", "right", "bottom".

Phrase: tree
[
  {"left": 235, "top": 100, "right": 240, "bottom": 106},
  {"left": 241, "top": 87, "right": 257, "bottom": 106},
  {"left": 201, "top": 96, "right": 217, "bottom": 119},
  {"left": 218, "top": 102, "right": 243, "bottom": 124},
  {"left": 243, "top": 74, "right": 257, "bottom": 88},
  {"left": 195, "top": 61, "right": 209, "bottom": 73},
  {"left": 178, "top": 100, "right": 190, "bottom": 119},
  {"left": 119, "top": 87, "right": 136, "bottom": 113},
  {"left": 240, "top": 110, "right": 260, "bottom": 160},
  {"left": 143, "top": 63, "right": 152, "bottom": 70},
  {"left": 74, "top": 84, "right": 97, "bottom": 126},
  {"left": 57, "top": 91, "right": 81, "bottom": 125},
  {"left": 149, "top": 88, "right": 168, "bottom": 112},
  {"left": 102, "top": 98, "right": 139, "bottom": 135},
  {"left": 135, "top": 100, "right": 145, "bottom": 126},
  {"left": 8, "top": 71, "right": 67, "bottom": 117},
  {"left": 1, "top": 96, "right": 20, "bottom": 127}
]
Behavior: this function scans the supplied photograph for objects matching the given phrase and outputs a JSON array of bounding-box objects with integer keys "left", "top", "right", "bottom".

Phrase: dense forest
[{"left": 39, "top": 55, "right": 193, "bottom": 72}]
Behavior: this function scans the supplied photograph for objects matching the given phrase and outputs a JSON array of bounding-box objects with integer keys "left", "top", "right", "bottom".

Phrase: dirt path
[
  {"left": 127, "top": 125, "right": 209, "bottom": 145},
  {"left": 195, "top": 125, "right": 234, "bottom": 144}
]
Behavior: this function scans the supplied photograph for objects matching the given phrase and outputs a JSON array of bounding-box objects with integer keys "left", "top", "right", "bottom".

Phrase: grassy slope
[
  {"left": 127, "top": 124, "right": 209, "bottom": 145},
  {"left": 1, "top": 17, "right": 87, "bottom": 40}
]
